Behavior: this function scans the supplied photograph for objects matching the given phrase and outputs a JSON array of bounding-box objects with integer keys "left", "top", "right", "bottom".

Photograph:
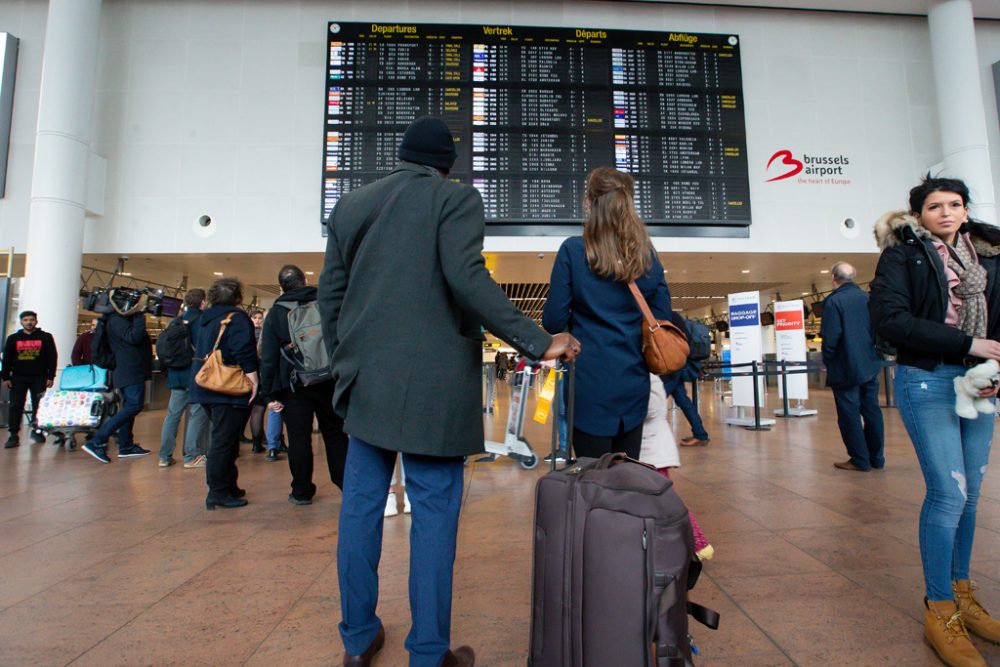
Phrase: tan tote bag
[{"left": 194, "top": 313, "right": 253, "bottom": 396}]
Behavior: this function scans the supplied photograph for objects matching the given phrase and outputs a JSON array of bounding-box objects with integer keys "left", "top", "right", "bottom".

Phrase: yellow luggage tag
[{"left": 533, "top": 368, "right": 558, "bottom": 424}]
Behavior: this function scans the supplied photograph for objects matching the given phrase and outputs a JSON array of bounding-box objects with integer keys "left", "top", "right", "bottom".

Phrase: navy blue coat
[
  {"left": 188, "top": 305, "right": 259, "bottom": 406},
  {"left": 542, "top": 237, "right": 672, "bottom": 436},
  {"left": 105, "top": 313, "right": 152, "bottom": 388},
  {"left": 820, "top": 282, "right": 881, "bottom": 388}
]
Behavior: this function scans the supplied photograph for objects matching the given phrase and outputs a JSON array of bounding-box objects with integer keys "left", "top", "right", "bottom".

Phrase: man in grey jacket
[{"left": 319, "top": 117, "right": 579, "bottom": 667}]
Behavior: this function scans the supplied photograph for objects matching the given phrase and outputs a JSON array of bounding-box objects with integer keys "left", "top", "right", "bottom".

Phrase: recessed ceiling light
[
  {"left": 801, "top": 292, "right": 809, "bottom": 296},
  {"left": 741, "top": 269, "right": 750, "bottom": 274},
  {"left": 121, "top": 272, "right": 132, "bottom": 276},
  {"left": 213, "top": 271, "right": 224, "bottom": 276},
  {"left": 306, "top": 271, "right": 315, "bottom": 275},
  {"left": 820, "top": 269, "right": 829, "bottom": 274}
]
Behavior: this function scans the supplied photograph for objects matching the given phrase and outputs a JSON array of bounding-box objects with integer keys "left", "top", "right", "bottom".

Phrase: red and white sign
[{"left": 774, "top": 300, "right": 809, "bottom": 401}]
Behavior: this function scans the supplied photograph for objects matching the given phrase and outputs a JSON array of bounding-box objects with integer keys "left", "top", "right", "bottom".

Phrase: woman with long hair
[
  {"left": 542, "top": 167, "right": 673, "bottom": 459},
  {"left": 870, "top": 175, "right": 1000, "bottom": 667}
]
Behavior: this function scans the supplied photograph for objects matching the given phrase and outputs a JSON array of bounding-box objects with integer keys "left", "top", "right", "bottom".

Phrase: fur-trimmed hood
[{"left": 873, "top": 210, "right": 1000, "bottom": 258}]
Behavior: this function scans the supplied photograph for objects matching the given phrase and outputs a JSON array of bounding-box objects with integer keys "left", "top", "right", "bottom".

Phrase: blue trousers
[
  {"left": 661, "top": 377, "right": 709, "bottom": 440},
  {"left": 896, "top": 364, "right": 994, "bottom": 600},
  {"left": 338, "top": 436, "right": 464, "bottom": 666},
  {"left": 832, "top": 378, "right": 885, "bottom": 470},
  {"left": 265, "top": 407, "right": 282, "bottom": 450},
  {"left": 93, "top": 383, "right": 145, "bottom": 450}
]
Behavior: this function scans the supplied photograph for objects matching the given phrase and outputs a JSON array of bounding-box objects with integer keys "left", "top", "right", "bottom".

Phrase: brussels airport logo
[{"left": 765, "top": 149, "right": 852, "bottom": 186}]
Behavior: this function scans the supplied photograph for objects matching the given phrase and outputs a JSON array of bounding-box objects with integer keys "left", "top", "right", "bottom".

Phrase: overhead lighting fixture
[
  {"left": 820, "top": 269, "right": 829, "bottom": 274},
  {"left": 801, "top": 292, "right": 809, "bottom": 296},
  {"left": 213, "top": 271, "right": 224, "bottom": 276},
  {"left": 741, "top": 269, "right": 750, "bottom": 274},
  {"left": 121, "top": 272, "right": 132, "bottom": 276},
  {"left": 305, "top": 271, "right": 315, "bottom": 275}
]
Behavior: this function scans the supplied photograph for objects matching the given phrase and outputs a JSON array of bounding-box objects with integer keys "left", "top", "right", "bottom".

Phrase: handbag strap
[
  {"left": 628, "top": 281, "right": 661, "bottom": 331},
  {"left": 210, "top": 313, "right": 236, "bottom": 353}
]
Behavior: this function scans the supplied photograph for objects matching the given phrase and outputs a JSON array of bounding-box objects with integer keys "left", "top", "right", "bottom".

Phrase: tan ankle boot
[
  {"left": 954, "top": 580, "right": 1000, "bottom": 643},
  {"left": 924, "top": 599, "right": 986, "bottom": 667}
]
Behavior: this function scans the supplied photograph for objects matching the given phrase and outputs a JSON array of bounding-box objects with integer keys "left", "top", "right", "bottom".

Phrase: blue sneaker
[
  {"left": 82, "top": 441, "right": 111, "bottom": 464},
  {"left": 118, "top": 444, "right": 151, "bottom": 458}
]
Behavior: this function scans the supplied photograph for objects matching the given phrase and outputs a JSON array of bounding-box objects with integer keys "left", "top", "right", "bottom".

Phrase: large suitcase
[
  {"left": 529, "top": 453, "right": 700, "bottom": 666},
  {"left": 35, "top": 390, "right": 106, "bottom": 429}
]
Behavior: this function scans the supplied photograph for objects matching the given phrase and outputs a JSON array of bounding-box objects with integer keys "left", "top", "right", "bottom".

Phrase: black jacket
[
  {"left": 869, "top": 212, "right": 1000, "bottom": 371},
  {"left": 821, "top": 282, "right": 881, "bottom": 388},
  {"left": 259, "top": 285, "right": 324, "bottom": 401},
  {"left": 1, "top": 328, "right": 58, "bottom": 381},
  {"left": 105, "top": 313, "right": 153, "bottom": 387},
  {"left": 188, "top": 305, "right": 258, "bottom": 406}
]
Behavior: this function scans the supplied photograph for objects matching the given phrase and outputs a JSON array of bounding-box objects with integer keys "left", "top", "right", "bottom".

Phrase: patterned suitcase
[{"left": 35, "top": 390, "right": 106, "bottom": 429}]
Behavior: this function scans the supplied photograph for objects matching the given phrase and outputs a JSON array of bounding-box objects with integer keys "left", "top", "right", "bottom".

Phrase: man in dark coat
[
  {"left": 319, "top": 116, "right": 580, "bottom": 667},
  {"left": 82, "top": 291, "right": 153, "bottom": 464},
  {"left": 260, "top": 264, "right": 348, "bottom": 503},
  {"left": 821, "top": 261, "right": 885, "bottom": 471},
  {"left": 1, "top": 310, "right": 57, "bottom": 448}
]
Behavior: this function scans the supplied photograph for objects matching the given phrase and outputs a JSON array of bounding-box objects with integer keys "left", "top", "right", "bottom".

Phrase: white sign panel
[
  {"left": 774, "top": 300, "right": 809, "bottom": 401},
  {"left": 727, "top": 291, "right": 763, "bottom": 407}
]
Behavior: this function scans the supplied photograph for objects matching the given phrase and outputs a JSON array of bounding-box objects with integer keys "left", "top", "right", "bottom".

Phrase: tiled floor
[{"left": 3, "top": 380, "right": 1000, "bottom": 666}]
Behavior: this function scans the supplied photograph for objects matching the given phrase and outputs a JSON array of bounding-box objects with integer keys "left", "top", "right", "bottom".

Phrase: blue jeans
[
  {"left": 158, "top": 389, "right": 209, "bottom": 462},
  {"left": 832, "top": 378, "right": 885, "bottom": 470},
  {"left": 662, "top": 377, "right": 709, "bottom": 441},
  {"left": 265, "top": 407, "right": 282, "bottom": 450},
  {"left": 338, "top": 436, "right": 464, "bottom": 666},
  {"left": 895, "top": 364, "right": 994, "bottom": 600},
  {"left": 93, "top": 383, "right": 145, "bottom": 450}
]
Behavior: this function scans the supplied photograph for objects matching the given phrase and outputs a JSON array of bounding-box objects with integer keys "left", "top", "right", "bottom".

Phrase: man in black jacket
[
  {"left": 82, "top": 292, "right": 153, "bottom": 464},
  {"left": 260, "top": 264, "right": 347, "bottom": 503},
  {"left": 1, "top": 311, "right": 57, "bottom": 448},
  {"left": 821, "top": 262, "right": 884, "bottom": 471}
]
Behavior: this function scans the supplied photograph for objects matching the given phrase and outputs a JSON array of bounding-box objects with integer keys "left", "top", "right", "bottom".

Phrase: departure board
[{"left": 322, "top": 22, "right": 751, "bottom": 237}]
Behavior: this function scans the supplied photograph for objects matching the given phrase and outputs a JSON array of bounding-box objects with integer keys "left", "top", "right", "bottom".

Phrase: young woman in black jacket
[{"left": 869, "top": 175, "right": 1000, "bottom": 667}]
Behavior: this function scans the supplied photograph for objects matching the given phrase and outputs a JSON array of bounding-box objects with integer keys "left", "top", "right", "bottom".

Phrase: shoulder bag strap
[
  {"left": 345, "top": 179, "right": 413, "bottom": 273},
  {"left": 628, "top": 281, "right": 661, "bottom": 332},
  {"left": 211, "top": 313, "right": 236, "bottom": 352}
]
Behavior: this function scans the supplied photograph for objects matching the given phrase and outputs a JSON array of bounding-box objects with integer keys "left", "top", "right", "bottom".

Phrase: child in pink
[{"left": 639, "top": 375, "right": 713, "bottom": 560}]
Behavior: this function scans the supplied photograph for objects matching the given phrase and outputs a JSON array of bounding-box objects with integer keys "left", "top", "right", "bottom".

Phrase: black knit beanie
[{"left": 398, "top": 116, "right": 457, "bottom": 170}]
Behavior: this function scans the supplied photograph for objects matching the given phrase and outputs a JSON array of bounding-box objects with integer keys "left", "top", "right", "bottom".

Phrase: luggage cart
[{"left": 483, "top": 362, "right": 541, "bottom": 470}]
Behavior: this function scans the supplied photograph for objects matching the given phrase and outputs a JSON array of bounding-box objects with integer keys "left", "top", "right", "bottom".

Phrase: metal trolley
[{"left": 483, "top": 362, "right": 542, "bottom": 470}]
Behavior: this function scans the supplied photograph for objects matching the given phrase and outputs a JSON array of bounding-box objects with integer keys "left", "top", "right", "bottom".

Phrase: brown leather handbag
[
  {"left": 194, "top": 313, "right": 253, "bottom": 396},
  {"left": 628, "top": 281, "right": 690, "bottom": 375}
]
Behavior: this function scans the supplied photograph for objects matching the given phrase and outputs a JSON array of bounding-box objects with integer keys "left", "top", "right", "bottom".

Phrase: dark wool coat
[
  {"left": 318, "top": 162, "right": 552, "bottom": 457},
  {"left": 188, "top": 305, "right": 259, "bottom": 406},
  {"left": 869, "top": 212, "right": 1000, "bottom": 371},
  {"left": 105, "top": 313, "right": 152, "bottom": 388},
  {"left": 820, "top": 282, "right": 881, "bottom": 388}
]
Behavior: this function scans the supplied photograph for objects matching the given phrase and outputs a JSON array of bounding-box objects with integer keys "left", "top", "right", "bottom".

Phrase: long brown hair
[{"left": 582, "top": 167, "right": 653, "bottom": 282}]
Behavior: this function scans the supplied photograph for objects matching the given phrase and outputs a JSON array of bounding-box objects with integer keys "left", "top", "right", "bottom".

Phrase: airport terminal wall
[{"left": 0, "top": 0, "right": 999, "bottom": 257}]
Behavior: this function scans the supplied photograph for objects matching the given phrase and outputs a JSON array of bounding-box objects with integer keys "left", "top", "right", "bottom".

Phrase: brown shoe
[
  {"left": 924, "top": 599, "right": 986, "bottom": 667},
  {"left": 954, "top": 580, "right": 1000, "bottom": 643},
  {"left": 680, "top": 437, "right": 709, "bottom": 447},
  {"left": 343, "top": 626, "right": 385, "bottom": 666},
  {"left": 440, "top": 646, "right": 475, "bottom": 667},
  {"left": 833, "top": 460, "right": 868, "bottom": 471}
]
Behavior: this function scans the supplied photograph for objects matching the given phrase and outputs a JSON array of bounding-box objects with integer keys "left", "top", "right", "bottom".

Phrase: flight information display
[{"left": 322, "top": 22, "right": 751, "bottom": 236}]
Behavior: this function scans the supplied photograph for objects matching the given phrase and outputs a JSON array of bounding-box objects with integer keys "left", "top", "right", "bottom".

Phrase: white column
[
  {"left": 20, "top": 0, "right": 102, "bottom": 368},
  {"left": 928, "top": 0, "right": 998, "bottom": 224}
]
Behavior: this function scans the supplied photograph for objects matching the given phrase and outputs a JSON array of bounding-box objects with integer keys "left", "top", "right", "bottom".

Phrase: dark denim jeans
[
  {"left": 895, "top": 364, "right": 994, "bottom": 600},
  {"left": 832, "top": 377, "right": 885, "bottom": 470},
  {"left": 661, "top": 376, "right": 709, "bottom": 440},
  {"left": 337, "top": 436, "right": 464, "bottom": 666},
  {"left": 92, "top": 382, "right": 145, "bottom": 450}
]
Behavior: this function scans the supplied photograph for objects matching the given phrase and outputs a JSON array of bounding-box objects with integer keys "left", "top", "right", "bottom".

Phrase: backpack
[
  {"left": 276, "top": 301, "right": 332, "bottom": 388},
  {"left": 684, "top": 319, "right": 712, "bottom": 362},
  {"left": 155, "top": 314, "right": 198, "bottom": 370},
  {"left": 90, "top": 317, "right": 116, "bottom": 371}
]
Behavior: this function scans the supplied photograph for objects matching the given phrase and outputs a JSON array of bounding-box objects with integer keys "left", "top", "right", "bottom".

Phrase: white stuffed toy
[{"left": 954, "top": 360, "right": 1000, "bottom": 419}]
